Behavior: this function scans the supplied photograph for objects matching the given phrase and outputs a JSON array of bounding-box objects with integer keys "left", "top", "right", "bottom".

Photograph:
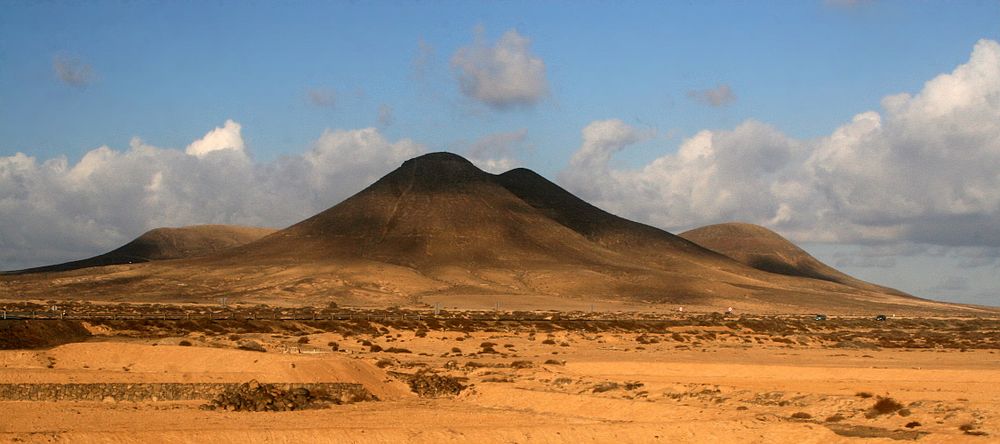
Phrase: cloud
[
  {"left": 377, "top": 104, "right": 394, "bottom": 126},
  {"left": 412, "top": 39, "right": 436, "bottom": 80},
  {"left": 185, "top": 120, "right": 246, "bottom": 158},
  {"left": 687, "top": 84, "right": 736, "bottom": 107},
  {"left": 0, "top": 123, "right": 423, "bottom": 270},
  {"left": 561, "top": 39, "right": 1000, "bottom": 252},
  {"left": 451, "top": 27, "right": 548, "bottom": 109},
  {"left": 53, "top": 54, "right": 94, "bottom": 87},
  {"left": 307, "top": 88, "right": 336, "bottom": 108},
  {"left": 464, "top": 129, "right": 530, "bottom": 174}
]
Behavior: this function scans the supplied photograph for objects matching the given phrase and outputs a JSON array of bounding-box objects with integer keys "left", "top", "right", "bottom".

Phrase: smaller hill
[
  {"left": 7, "top": 225, "right": 276, "bottom": 274},
  {"left": 679, "top": 222, "right": 907, "bottom": 295}
]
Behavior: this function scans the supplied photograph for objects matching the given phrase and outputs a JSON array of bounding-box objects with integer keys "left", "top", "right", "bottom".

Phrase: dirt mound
[
  {"left": 8, "top": 225, "right": 275, "bottom": 274},
  {"left": 0, "top": 320, "right": 91, "bottom": 349}
]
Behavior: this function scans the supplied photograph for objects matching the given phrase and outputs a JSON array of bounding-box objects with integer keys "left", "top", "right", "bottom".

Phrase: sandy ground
[{"left": 1, "top": 324, "right": 997, "bottom": 443}]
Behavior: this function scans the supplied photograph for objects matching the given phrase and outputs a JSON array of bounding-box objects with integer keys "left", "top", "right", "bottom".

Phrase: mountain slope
[
  {"left": 680, "top": 222, "right": 908, "bottom": 295},
  {"left": 7, "top": 225, "right": 275, "bottom": 274}
]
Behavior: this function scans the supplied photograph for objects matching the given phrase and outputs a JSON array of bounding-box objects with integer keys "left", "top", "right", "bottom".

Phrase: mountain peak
[{"left": 384, "top": 152, "right": 488, "bottom": 191}]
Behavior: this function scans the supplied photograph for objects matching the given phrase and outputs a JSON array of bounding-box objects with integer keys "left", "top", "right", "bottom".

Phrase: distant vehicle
[
  {"left": 814, "top": 314, "right": 827, "bottom": 321},
  {"left": 875, "top": 314, "right": 887, "bottom": 321}
]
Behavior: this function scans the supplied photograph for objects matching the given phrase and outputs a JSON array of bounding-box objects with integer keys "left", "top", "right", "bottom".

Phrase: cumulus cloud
[
  {"left": 185, "top": 120, "right": 246, "bottom": 158},
  {"left": 688, "top": 84, "right": 736, "bottom": 107},
  {"left": 53, "top": 54, "right": 94, "bottom": 87},
  {"left": 0, "top": 123, "right": 423, "bottom": 269},
  {"left": 451, "top": 27, "right": 548, "bottom": 109},
  {"left": 307, "top": 88, "right": 336, "bottom": 108},
  {"left": 464, "top": 129, "right": 530, "bottom": 174},
  {"left": 561, "top": 39, "right": 1000, "bottom": 251}
]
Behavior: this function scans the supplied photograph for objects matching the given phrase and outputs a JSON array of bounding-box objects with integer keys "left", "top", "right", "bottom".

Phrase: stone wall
[{"left": 0, "top": 382, "right": 370, "bottom": 402}]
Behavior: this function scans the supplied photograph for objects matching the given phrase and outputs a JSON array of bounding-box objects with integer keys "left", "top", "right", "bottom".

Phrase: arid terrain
[{"left": 0, "top": 303, "right": 997, "bottom": 443}]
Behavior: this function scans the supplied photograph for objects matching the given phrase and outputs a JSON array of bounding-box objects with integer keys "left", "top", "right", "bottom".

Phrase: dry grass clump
[
  {"left": 865, "top": 396, "right": 904, "bottom": 418},
  {"left": 960, "top": 423, "right": 988, "bottom": 436},
  {"left": 591, "top": 382, "right": 620, "bottom": 393},
  {"left": 178, "top": 340, "right": 192, "bottom": 346},
  {"left": 825, "top": 413, "right": 846, "bottom": 423},
  {"left": 543, "top": 359, "right": 565, "bottom": 366},
  {"left": 855, "top": 391, "right": 874, "bottom": 398},
  {"left": 790, "top": 412, "right": 812, "bottom": 420},
  {"left": 904, "top": 421, "right": 921, "bottom": 428},
  {"left": 509, "top": 360, "right": 533, "bottom": 369}
]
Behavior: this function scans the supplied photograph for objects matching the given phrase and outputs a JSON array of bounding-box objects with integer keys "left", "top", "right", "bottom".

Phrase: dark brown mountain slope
[
  {"left": 7, "top": 225, "right": 275, "bottom": 274},
  {"left": 680, "top": 222, "right": 908, "bottom": 295}
]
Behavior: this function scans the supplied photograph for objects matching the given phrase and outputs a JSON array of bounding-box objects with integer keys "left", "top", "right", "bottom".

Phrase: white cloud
[
  {"left": 53, "top": 54, "right": 94, "bottom": 87},
  {"left": 562, "top": 39, "right": 1000, "bottom": 251},
  {"left": 463, "top": 129, "right": 530, "bottom": 174},
  {"left": 687, "top": 84, "right": 736, "bottom": 107},
  {"left": 0, "top": 123, "right": 424, "bottom": 270},
  {"left": 307, "top": 88, "right": 336, "bottom": 108},
  {"left": 185, "top": 120, "right": 246, "bottom": 158},
  {"left": 377, "top": 104, "right": 395, "bottom": 126},
  {"left": 451, "top": 27, "right": 548, "bottom": 109}
]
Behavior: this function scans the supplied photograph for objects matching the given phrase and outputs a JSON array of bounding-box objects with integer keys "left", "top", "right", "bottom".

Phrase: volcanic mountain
[
  {"left": 0, "top": 152, "right": 978, "bottom": 314},
  {"left": 7, "top": 225, "right": 275, "bottom": 274},
  {"left": 679, "top": 222, "right": 906, "bottom": 295}
]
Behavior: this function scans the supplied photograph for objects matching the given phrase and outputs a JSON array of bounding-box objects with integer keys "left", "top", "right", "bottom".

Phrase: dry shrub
[
  {"left": 856, "top": 391, "right": 874, "bottom": 398},
  {"left": 297, "top": 336, "right": 310, "bottom": 344},
  {"left": 509, "top": 360, "right": 533, "bottom": 369},
  {"left": 791, "top": 412, "right": 812, "bottom": 420},
  {"left": 591, "top": 382, "right": 620, "bottom": 393},
  {"left": 825, "top": 413, "right": 846, "bottom": 423},
  {"left": 865, "top": 397, "right": 904, "bottom": 418},
  {"left": 543, "top": 359, "right": 565, "bottom": 366},
  {"left": 541, "top": 339, "right": 556, "bottom": 345},
  {"left": 178, "top": 340, "right": 192, "bottom": 347},
  {"left": 384, "top": 347, "right": 412, "bottom": 353},
  {"left": 904, "top": 421, "right": 921, "bottom": 428}
]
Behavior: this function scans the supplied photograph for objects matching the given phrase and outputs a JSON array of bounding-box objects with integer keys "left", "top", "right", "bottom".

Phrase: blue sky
[{"left": 2, "top": 0, "right": 999, "bottom": 306}]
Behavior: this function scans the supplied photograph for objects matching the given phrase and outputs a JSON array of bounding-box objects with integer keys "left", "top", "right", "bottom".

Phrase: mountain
[
  {"left": 0, "top": 152, "right": 978, "bottom": 314},
  {"left": 679, "top": 222, "right": 908, "bottom": 295},
  {"left": 7, "top": 225, "right": 275, "bottom": 274}
]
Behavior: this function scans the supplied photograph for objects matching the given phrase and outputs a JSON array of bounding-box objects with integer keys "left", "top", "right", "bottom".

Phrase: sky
[{"left": 1, "top": 0, "right": 999, "bottom": 306}]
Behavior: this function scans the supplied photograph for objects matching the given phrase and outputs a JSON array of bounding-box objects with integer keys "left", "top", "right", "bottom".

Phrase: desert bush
[
  {"left": 825, "top": 414, "right": 846, "bottom": 422},
  {"left": 905, "top": 421, "right": 921, "bottom": 428},
  {"left": 384, "top": 347, "right": 412, "bottom": 354},
  {"left": 375, "top": 358, "right": 394, "bottom": 368},
  {"left": 414, "top": 329, "right": 428, "bottom": 338},
  {"left": 369, "top": 344, "right": 383, "bottom": 353},
  {"left": 591, "top": 382, "right": 620, "bottom": 393},
  {"left": 856, "top": 391, "right": 874, "bottom": 398},
  {"left": 509, "top": 360, "right": 533, "bottom": 369},
  {"left": 543, "top": 359, "right": 565, "bottom": 366},
  {"left": 178, "top": 340, "right": 192, "bottom": 346},
  {"left": 791, "top": 412, "right": 812, "bottom": 420},
  {"left": 541, "top": 339, "right": 556, "bottom": 345},
  {"left": 297, "top": 336, "right": 310, "bottom": 344},
  {"left": 328, "top": 341, "right": 339, "bottom": 351},
  {"left": 450, "top": 347, "right": 462, "bottom": 353},
  {"left": 865, "top": 397, "right": 904, "bottom": 418}
]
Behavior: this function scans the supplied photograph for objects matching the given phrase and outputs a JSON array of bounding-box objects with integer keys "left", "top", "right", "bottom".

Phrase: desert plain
[{"left": 0, "top": 300, "right": 997, "bottom": 443}]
